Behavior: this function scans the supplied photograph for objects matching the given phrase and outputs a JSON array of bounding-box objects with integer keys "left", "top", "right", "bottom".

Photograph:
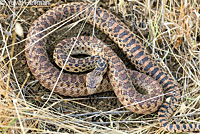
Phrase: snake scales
[
  {"left": 53, "top": 36, "right": 163, "bottom": 114},
  {"left": 25, "top": 2, "right": 200, "bottom": 133}
]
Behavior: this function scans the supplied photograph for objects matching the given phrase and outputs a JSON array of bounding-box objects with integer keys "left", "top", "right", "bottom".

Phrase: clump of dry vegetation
[{"left": 0, "top": 0, "right": 199, "bottom": 133}]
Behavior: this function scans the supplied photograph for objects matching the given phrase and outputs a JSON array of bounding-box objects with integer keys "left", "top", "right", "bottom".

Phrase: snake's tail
[
  {"left": 158, "top": 95, "right": 200, "bottom": 133},
  {"left": 132, "top": 49, "right": 200, "bottom": 132}
]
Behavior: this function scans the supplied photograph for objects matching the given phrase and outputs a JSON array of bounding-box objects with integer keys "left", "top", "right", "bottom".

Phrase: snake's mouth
[
  {"left": 86, "top": 82, "right": 98, "bottom": 90},
  {"left": 86, "top": 85, "right": 98, "bottom": 94},
  {"left": 87, "top": 85, "right": 97, "bottom": 89}
]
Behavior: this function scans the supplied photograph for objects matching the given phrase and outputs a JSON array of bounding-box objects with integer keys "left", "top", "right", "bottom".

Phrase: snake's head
[{"left": 86, "top": 72, "right": 103, "bottom": 94}]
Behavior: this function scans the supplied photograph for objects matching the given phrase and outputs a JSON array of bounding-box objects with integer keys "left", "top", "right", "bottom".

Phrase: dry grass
[{"left": 0, "top": 0, "right": 200, "bottom": 133}]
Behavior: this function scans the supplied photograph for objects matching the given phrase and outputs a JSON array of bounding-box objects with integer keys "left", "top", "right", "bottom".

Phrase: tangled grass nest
[{"left": 0, "top": 0, "right": 199, "bottom": 133}]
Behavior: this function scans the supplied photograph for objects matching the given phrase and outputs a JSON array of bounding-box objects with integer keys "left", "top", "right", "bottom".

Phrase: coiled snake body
[{"left": 25, "top": 2, "right": 200, "bottom": 133}]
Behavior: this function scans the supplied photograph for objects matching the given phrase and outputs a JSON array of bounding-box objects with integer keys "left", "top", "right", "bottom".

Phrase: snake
[
  {"left": 53, "top": 36, "right": 163, "bottom": 109},
  {"left": 25, "top": 2, "right": 200, "bottom": 133}
]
